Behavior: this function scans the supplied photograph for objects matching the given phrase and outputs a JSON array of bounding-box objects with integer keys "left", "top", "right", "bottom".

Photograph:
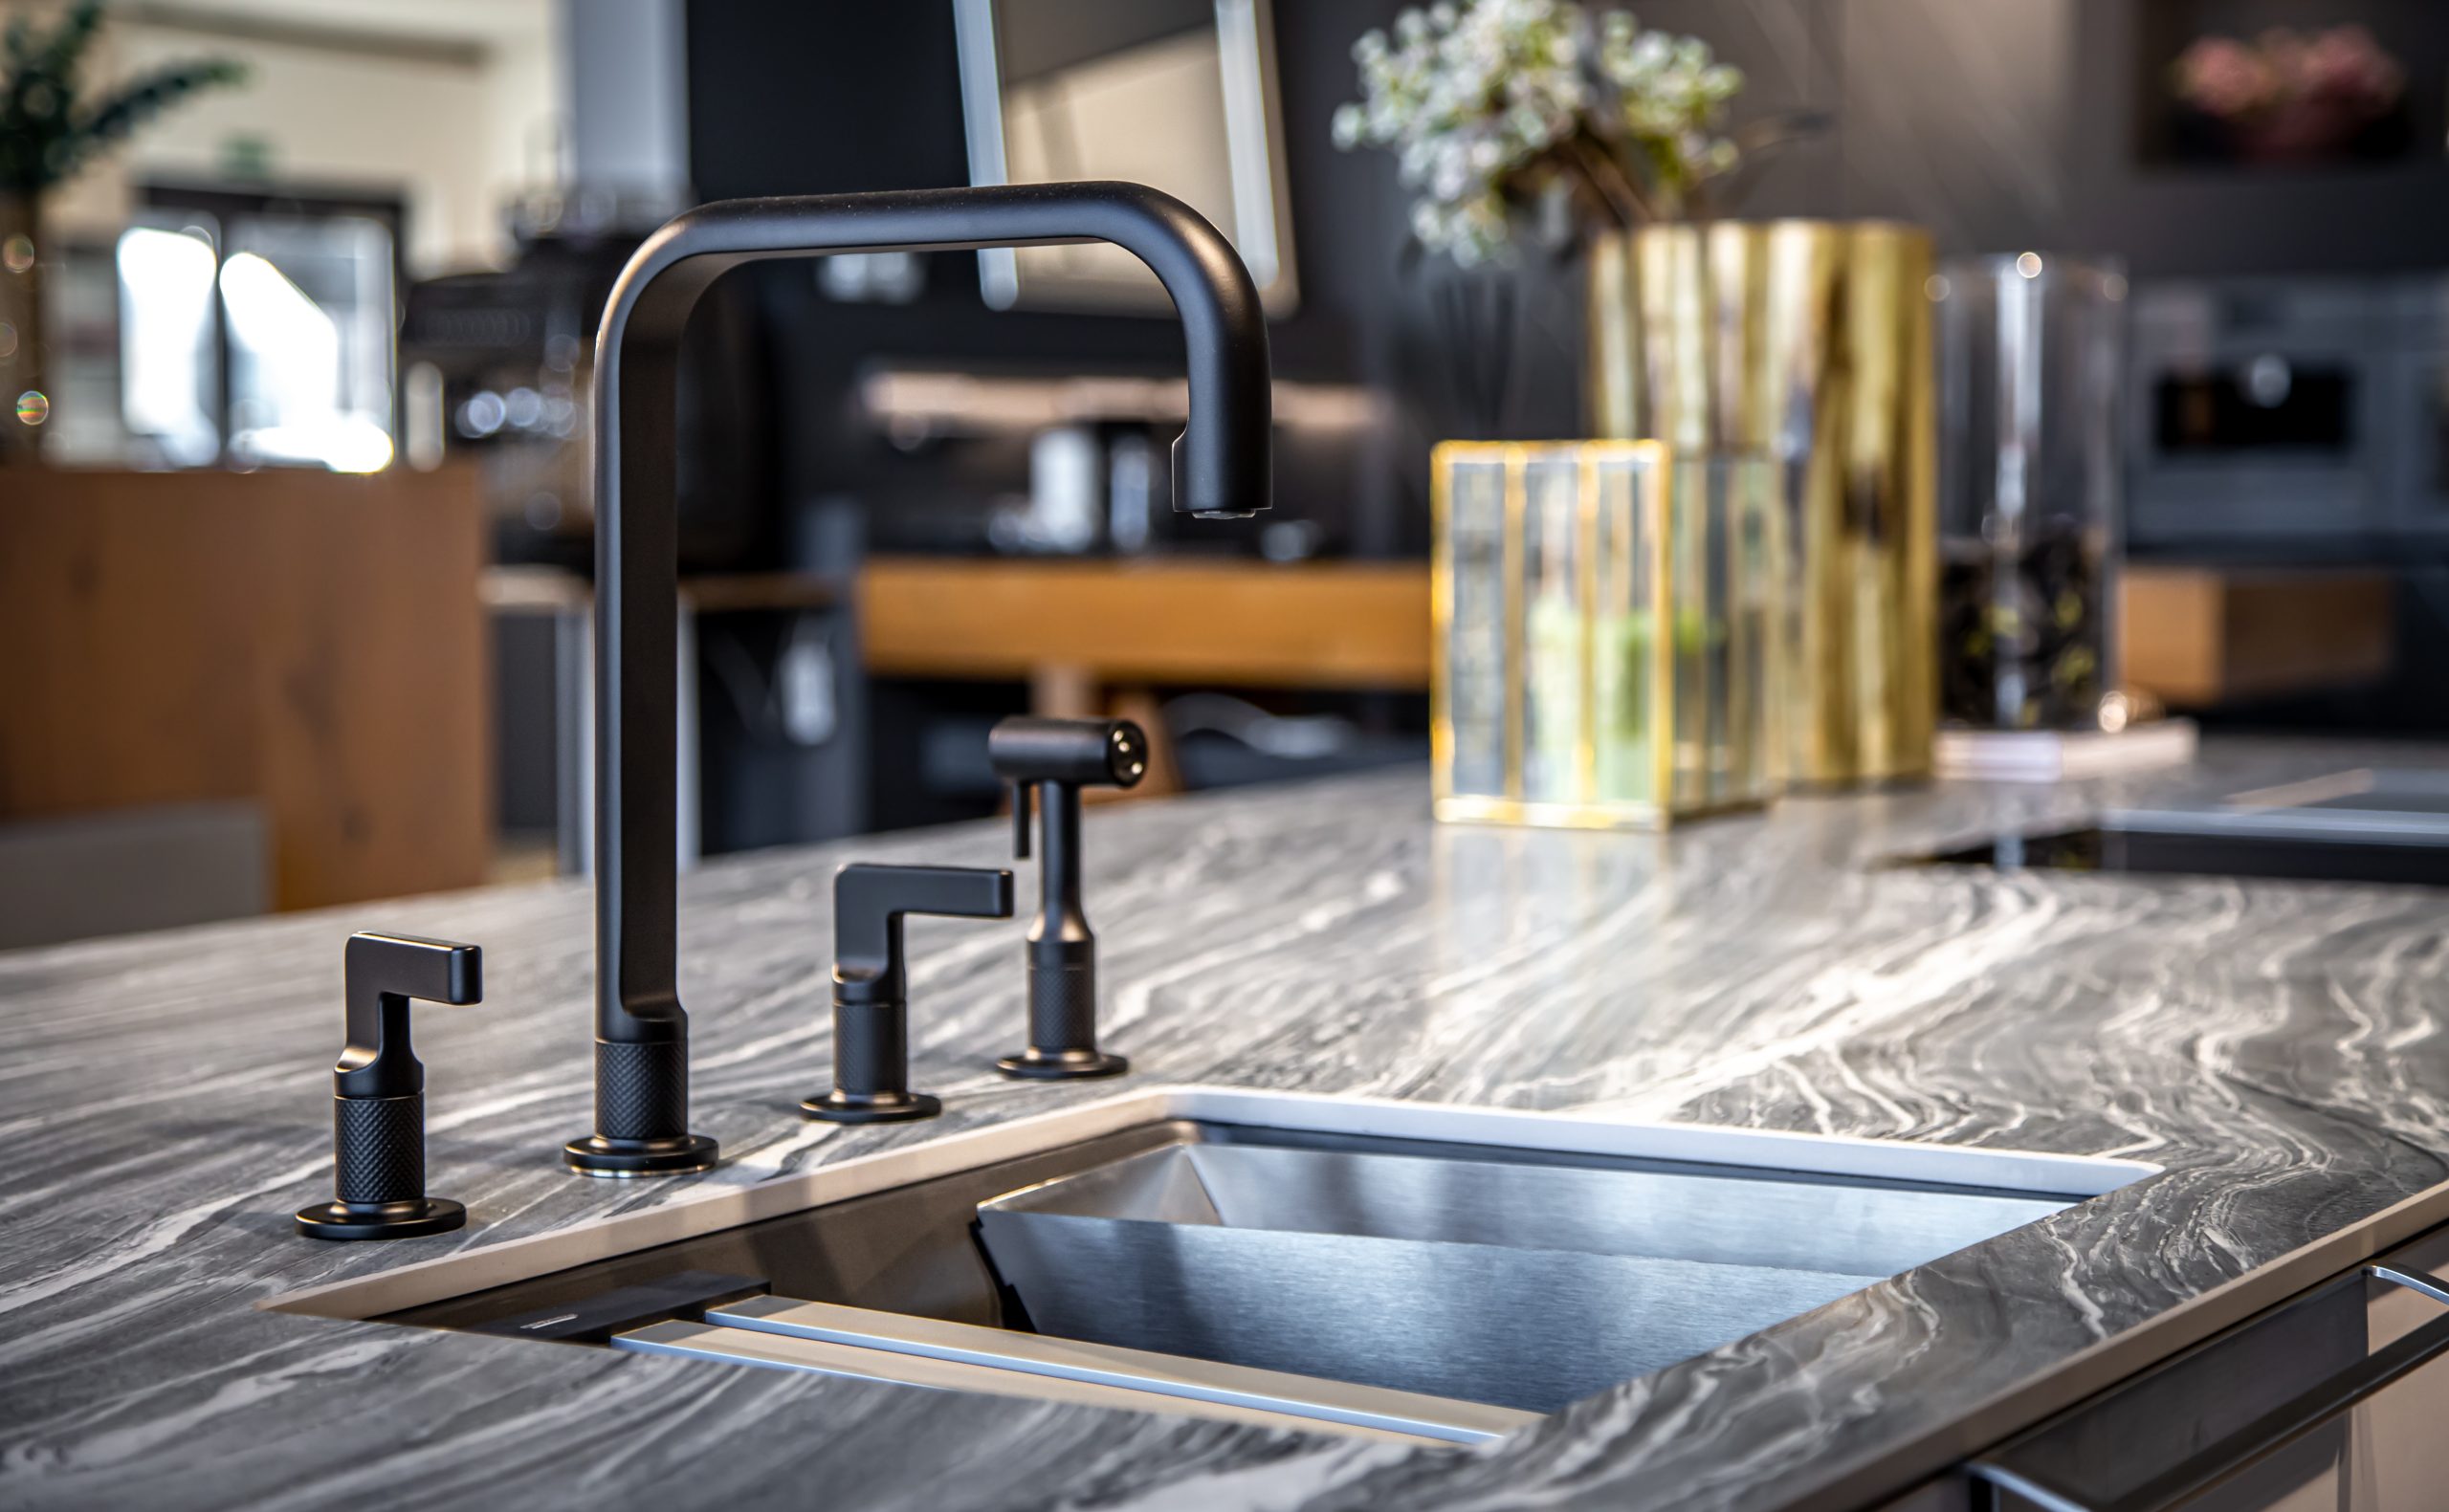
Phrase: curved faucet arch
[{"left": 569, "top": 183, "right": 1273, "bottom": 1174}]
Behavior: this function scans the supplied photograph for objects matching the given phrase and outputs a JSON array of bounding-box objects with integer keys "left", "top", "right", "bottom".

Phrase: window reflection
[
  {"left": 115, "top": 225, "right": 220, "bottom": 468},
  {"left": 111, "top": 208, "right": 397, "bottom": 471}
]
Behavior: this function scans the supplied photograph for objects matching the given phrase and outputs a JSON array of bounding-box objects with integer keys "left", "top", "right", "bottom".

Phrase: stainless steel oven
[
  {"left": 2389, "top": 281, "right": 2449, "bottom": 537},
  {"left": 2129, "top": 278, "right": 2399, "bottom": 548}
]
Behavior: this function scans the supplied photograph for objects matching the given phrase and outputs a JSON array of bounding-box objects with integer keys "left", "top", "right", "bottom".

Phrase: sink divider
[{"left": 631, "top": 1295, "right": 1541, "bottom": 1443}]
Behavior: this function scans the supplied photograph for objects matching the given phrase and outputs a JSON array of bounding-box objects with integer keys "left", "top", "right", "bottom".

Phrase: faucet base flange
[
  {"left": 295, "top": 1196, "right": 466, "bottom": 1240},
  {"left": 563, "top": 1132, "right": 719, "bottom": 1177},
  {"left": 996, "top": 1047, "right": 1129, "bottom": 1081},
  {"left": 801, "top": 1089, "right": 941, "bottom": 1124}
]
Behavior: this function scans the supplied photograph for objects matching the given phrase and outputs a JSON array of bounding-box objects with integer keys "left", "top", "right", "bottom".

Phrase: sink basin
[
  {"left": 272, "top": 1088, "right": 2153, "bottom": 1443},
  {"left": 976, "top": 1139, "right": 2072, "bottom": 1411},
  {"left": 1908, "top": 768, "right": 2449, "bottom": 890}
]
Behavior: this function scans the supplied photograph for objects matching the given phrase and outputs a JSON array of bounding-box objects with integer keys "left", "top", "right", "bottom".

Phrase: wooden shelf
[
  {"left": 2121, "top": 566, "right": 2394, "bottom": 708},
  {"left": 858, "top": 557, "right": 1431, "bottom": 690},
  {"left": 858, "top": 556, "right": 1431, "bottom": 800}
]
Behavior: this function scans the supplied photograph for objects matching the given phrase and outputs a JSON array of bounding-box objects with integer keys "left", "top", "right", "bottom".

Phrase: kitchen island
[{"left": 8, "top": 739, "right": 2449, "bottom": 1510}]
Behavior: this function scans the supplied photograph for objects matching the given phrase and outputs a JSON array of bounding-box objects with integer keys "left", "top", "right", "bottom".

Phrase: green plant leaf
[
  {"left": 36, "top": 2, "right": 103, "bottom": 103},
  {"left": 1, "top": 1, "right": 244, "bottom": 194}
]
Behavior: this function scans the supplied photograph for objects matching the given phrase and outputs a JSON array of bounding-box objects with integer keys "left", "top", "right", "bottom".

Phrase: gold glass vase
[
  {"left": 1588, "top": 221, "right": 1937, "bottom": 788},
  {"left": 1432, "top": 441, "right": 1780, "bottom": 829}
]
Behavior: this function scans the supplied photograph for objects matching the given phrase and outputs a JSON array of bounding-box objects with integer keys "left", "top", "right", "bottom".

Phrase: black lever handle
[
  {"left": 988, "top": 717, "right": 1145, "bottom": 1081},
  {"left": 296, "top": 932, "right": 482, "bottom": 1240},
  {"left": 803, "top": 864, "right": 1014, "bottom": 1124}
]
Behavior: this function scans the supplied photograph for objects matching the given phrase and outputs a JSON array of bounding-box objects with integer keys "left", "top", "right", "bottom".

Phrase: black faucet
[
  {"left": 804, "top": 863, "right": 1015, "bottom": 1123},
  {"left": 989, "top": 715, "right": 1148, "bottom": 1079},
  {"left": 297, "top": 932, "right": 483, "bottom": 1239},
  {"left": 566, "top": 183, "right": 1272, "bottom": 1175}
]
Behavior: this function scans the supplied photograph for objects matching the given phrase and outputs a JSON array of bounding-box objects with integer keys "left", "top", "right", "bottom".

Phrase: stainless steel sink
[
  {"left": 974, "top": 1139, "right": 2074, "bottom": 1412},
  {"left": 1910, "top": 768, "right": 2449, "bottom": 890},
  {"left": 273, "top": 1087, "right": 2154, "bottom": 1444}
]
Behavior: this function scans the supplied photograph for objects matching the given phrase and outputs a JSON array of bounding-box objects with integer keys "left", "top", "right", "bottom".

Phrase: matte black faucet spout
[{"left": 567, "top": 183, "right": 1272, "bottom": 1175}]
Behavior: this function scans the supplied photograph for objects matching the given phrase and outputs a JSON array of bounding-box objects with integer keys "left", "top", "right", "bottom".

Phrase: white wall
[{"left": 19, "top": 2, "right": 562, "bottom": 275}]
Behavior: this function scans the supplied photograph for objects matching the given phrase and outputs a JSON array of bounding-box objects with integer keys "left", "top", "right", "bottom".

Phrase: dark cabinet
[{"left": 1967, "top": 1228, "right": 2449, "bottom": 1511}]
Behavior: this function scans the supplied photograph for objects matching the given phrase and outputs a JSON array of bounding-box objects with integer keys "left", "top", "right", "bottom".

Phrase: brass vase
[
  {"left": 1587, "top": 221, "right": 1937, "bottom": 787},
  {"left": 1430, "top": 440, "right": 1781, "bottom": 830}
]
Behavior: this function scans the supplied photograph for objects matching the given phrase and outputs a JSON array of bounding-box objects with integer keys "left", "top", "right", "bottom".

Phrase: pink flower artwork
[{"left": 2172, "top": 24, "right": 2405, "bottom": 162}]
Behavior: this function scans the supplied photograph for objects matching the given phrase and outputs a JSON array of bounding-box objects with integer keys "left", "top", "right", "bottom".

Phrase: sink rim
[{"left": 265, "top": 1085, "right": 2159, "bottom": 1325}]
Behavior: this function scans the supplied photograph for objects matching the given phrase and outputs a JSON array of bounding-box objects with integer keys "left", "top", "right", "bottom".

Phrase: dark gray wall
[
  {"left": 681, "top": 0, "right": 2449, "bottom": 564},
  {"left": 683, "top": 1, "right": 1442, "bottom": 557},
  {"left": 674, "top": 0, "right": 2449, "bottom": 806},
  {"left": 2067, "top": 0, "right": 2449, "bottom": 277},
  {"left": 1631, "top": 0, "right": 2449, "bottom": 274}
]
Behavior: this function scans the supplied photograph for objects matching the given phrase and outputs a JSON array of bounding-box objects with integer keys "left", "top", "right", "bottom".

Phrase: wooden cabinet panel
[{"left": 0, "top": 467, "right": 490, "bottom": 910}]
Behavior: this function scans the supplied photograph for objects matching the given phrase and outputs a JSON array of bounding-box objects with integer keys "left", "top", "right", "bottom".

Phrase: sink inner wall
[{"left": 976, "top": 1139, "right": 2085, "bottom": 1412}]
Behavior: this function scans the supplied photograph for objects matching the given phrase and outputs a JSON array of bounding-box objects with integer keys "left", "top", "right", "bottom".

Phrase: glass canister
[
  {"left": 1934, "top": 252, "right": 2129, "bottom": 730},
  {"left": 1432, "top": 440, "right": 1781, "bottom": 828}
]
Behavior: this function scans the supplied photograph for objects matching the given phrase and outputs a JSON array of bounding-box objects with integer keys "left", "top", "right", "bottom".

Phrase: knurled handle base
[
  {"left": 801, "top": 1087, "right": 941, "bottom": 1123},
  {"left": 996, "top": 1046, "right": 1128, "bottom": 1080},
  {"left": 564, "top": 1040, "right": 718, "bottom": 1176},
  {"left": 295, "top": 1197, "right": 465, "bottom": 1241},
  {"left": 1026, "top": 958, "right": 1098, "bottom": 1051},
  {"left": 997, "top": 959, "right": 1128, "bottom": 1080},
  {"left": 592, "top": 1040, "right": 690, "bottom": 1140},
  {"left": 335, "top": 1093, "right": 424, "bottom": 1206},
  {"left": 301, "top": 1091, "right": 466, "bottom": 1239}
]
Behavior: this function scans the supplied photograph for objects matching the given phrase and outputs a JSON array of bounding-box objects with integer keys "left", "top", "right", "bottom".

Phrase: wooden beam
[{"left": 858, "top": 558, "right": 1432, "bottom": 690}]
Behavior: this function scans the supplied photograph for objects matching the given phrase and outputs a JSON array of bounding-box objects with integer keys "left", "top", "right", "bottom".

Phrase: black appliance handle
[{"left": 1970, "top": 1263, "right": 2449, "bottom": 1512}]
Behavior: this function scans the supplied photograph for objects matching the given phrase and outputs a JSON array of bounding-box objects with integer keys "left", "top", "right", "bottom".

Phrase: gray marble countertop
[{"left": 11, "top": 738, "right": 2449, "bottom": 1511}]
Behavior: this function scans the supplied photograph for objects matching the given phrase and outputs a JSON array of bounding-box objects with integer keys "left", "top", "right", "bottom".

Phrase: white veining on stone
[{"left": 8, "top": 738, "right": 2449, "bottom": 1510}]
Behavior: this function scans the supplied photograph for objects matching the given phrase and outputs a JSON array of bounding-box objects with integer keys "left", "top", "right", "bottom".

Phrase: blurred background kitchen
[{"left": 1, "top": 0, "right": 2441, "bottom": 947}]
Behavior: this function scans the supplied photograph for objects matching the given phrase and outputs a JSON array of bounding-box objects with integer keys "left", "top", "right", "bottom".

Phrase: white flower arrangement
[{"left": 1333, "top": 0, "right": 1747, "bottom": 265}]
